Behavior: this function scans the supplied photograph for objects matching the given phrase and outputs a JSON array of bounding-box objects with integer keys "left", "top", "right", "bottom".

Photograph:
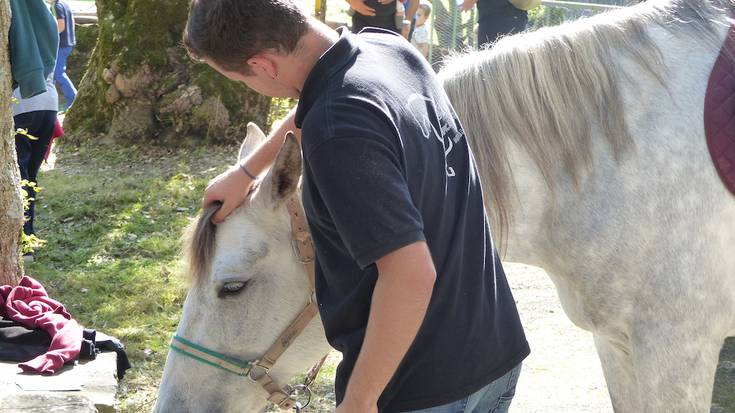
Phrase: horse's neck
[{"left": 497, "top": 142, "right": 552, "bottom": 266}]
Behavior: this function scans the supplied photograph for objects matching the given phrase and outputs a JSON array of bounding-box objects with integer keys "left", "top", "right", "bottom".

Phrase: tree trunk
[
  {"left": 0, "top": 0, "right": 24, "bottom": 286},
  {"left": 64, "top": 0, "right": 271, "bottom": 145}
]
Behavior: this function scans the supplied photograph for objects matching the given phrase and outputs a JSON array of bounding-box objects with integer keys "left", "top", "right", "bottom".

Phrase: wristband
[{"left": 238, "top": 162, "right": 258, "bottom": 180}]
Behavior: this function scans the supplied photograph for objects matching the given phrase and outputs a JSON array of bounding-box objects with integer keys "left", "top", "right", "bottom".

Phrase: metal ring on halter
[
  {"left": 290, "top": 384, "right": 313, "bottom": 410},
  {"left": 247, "top": 361, "right": 271, "bottom": 381}
]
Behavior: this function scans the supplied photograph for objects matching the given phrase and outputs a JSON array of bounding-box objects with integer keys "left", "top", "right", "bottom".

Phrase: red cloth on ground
[{"left": 0, "top": 276, "right": 82, "bottom": 373}]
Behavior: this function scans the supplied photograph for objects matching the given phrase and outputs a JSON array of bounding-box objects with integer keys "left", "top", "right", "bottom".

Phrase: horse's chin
[
  {"left": 153, "top": 387, "right": 268, "bottom": 413},
  {"left": 154, "top": 360, "right": 269, "bottom": 413}
]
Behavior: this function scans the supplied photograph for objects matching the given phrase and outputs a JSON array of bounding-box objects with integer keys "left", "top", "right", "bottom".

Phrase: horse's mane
[
  {"left": 182, "top": 204, "right": 219, "bottom": 282},
  {"left": 440, "top": 0, "right": 733, "bottom": 245}
]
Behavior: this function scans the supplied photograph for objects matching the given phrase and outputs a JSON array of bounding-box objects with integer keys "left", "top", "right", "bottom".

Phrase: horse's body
[
  {"left": 155, "top": 1, "right": 735, "bottom": 412},
  {"left": 442, "top": 1, "right": 735, "bottom": 411}
]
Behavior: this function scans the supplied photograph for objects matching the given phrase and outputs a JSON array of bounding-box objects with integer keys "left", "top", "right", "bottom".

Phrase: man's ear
[{"left": 247, "top": 55, "right": 278, "bottom": 80}]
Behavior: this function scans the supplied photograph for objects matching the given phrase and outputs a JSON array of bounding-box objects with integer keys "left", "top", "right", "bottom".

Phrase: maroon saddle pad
[{"left": 704, "top": 23, "right": 735, "bottom": 196}]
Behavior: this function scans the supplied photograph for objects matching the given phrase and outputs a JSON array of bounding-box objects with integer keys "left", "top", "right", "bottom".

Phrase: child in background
[{"left": 411, "top": 2, "right": 431, "bottom": 58}]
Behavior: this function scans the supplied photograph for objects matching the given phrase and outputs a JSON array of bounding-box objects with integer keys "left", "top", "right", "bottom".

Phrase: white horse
[
  {"left": 154, "top": 125, "right": 331, "bottom": 413},
  {"left": 441, "top": 0, "right": 735, "bottom": 411},
  {"left": 155, "top": 0, "right": 735, "bottom": 411}
]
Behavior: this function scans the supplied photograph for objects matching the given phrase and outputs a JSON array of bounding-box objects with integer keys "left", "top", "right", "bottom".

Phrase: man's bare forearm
[
  {"left": 242, "top": 107, "right": 300, "bottom": 175},
  {"left": 202, "top": 107, "right": 300, "bottom": 222},
  {"left": 338, "top": 242, "right": 436, "bottom": 410}
]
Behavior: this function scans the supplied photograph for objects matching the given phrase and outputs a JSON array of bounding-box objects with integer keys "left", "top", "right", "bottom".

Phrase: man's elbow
[{"left": 415, "top": 265, "right": 436, "bottom": 295}]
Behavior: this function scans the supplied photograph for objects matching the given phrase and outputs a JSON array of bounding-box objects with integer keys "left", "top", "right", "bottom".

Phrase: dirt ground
[{"left": 505, "top": 263, "right": 612, "bottom": 413}]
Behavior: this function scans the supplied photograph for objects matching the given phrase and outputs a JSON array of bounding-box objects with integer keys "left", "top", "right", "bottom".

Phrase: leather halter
[{"left": 170, "top": 195, "right": 326, "bottom": 411}]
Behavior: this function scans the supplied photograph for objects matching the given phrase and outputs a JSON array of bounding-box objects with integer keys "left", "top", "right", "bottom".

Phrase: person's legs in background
[
  {"left": 14, "top": 111, "right": 56, "bottom": 238},
  {"left": 54, "top": 46, "right": 77, "bottom": 110}
]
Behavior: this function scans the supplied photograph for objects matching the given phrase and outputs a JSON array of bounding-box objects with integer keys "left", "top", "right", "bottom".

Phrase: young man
[{"left": 184, "top": 1, "right": 529, "bottom": 411}]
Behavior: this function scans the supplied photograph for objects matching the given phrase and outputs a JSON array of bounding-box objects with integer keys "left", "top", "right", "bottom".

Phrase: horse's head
[{"left": 154, "top": 123, "right": 330, "bottom": 413}]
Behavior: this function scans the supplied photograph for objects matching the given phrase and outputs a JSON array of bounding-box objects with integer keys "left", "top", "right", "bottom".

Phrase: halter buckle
[
  {"left": 247, "top": 360, "right": 271, "bottom": 381},
  {"left": 291, "top": 235, "right": 315, "bottom": 264}
]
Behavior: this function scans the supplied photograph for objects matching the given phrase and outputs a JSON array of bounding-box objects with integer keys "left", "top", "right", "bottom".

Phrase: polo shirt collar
[{"left": 295, "top": 27, "right": 360, "bottom": 128}]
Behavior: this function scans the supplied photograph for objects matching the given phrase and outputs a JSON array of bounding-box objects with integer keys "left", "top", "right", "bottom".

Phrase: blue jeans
[
  {"left": 54, "top": 46, "right": 77, "bottom": 109},
  {"left": 404, "top": 363, "right": 522, "bottom": 413}
]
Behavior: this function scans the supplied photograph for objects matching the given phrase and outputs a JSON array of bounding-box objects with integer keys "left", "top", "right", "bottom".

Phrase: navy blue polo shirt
[{"left": 295, "top": 28, "right": 529, "bottom": 412}]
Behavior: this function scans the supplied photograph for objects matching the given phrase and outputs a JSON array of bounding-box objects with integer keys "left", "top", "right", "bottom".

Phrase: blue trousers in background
[{"left": 54, "top": 46, "right": 77, "bottom": 110}]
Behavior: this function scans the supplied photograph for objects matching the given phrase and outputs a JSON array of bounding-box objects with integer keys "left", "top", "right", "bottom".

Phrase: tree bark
[
  {"left": 64, "top": 0, "right": 271, "bottom": 145},
  {"left": 0, "top": 0, "right": 24, "bottom": 286}
]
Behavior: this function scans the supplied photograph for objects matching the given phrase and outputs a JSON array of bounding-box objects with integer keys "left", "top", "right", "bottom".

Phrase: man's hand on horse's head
[{"left": 202, "top": 163, "right": 255, "bottom": 224}]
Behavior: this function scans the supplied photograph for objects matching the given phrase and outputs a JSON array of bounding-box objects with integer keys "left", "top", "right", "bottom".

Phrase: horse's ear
[
  {"left": 268, "top": 132, "right": 302, "bottom": 208},
  {"left": 238, "top": 122, "right": 267, "bottom": 161}
]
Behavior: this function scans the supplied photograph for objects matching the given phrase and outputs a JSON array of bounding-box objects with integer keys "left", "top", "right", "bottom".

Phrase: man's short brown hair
[{"left": 183, "top": 0, "right": 310, "bottom": 74}]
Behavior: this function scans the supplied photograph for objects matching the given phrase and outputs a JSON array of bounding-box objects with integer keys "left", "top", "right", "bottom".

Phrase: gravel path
[{"left": 506, "top": 263, "right": 612, "bottom": 413}]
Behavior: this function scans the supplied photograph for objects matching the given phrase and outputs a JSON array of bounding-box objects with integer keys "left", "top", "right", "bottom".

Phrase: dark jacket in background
[{"left": 476, "top": 0, "right": 528, "bottom": 47}]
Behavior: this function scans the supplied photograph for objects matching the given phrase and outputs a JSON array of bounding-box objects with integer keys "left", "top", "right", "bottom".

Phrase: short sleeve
[
  {"left": 54, "top": 3, "right": 64, "bottom": 18},
  {"left": 305, "top": 137, "right": 425, "bottom": 269}
]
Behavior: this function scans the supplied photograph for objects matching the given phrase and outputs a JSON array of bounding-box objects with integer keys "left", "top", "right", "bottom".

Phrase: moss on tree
[{"left": 65, "top": 0, "right": 271, "bottom": 145}]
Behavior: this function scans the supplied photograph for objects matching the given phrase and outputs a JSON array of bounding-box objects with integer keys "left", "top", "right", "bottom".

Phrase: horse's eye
[{"left": 218, "top": 281, "right": 247, "bottom": 297}]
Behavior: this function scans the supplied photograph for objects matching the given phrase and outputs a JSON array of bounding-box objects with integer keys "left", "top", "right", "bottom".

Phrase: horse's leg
[
  {"left": 631, "top": 326, "right": 723, "bottom": 413},
  {"left": 594, "top": 335, "right": 641, "bottom": 413}
]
